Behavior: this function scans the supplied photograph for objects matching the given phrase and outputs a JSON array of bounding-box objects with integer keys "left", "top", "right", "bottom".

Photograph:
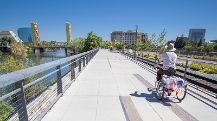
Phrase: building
[
  {"left": 17, "top": 27, "right": 33, "bottom": 42},
  {"left": 111, "top": 30, "right": 147, "bottom": 44},
  {"left": 0, "top": 31, "right": 22, "bottom": 42},
  {"left": 188, "top": 29, "right": 206, "bottom": 43},
  {"left": 210, "top": 40, "right": 217, "bottom": 43}
]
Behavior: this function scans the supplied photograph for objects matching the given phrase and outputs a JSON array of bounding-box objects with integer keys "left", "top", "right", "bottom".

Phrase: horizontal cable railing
[
  {"left": 0, "top": 49, "right": 99, "bottom": 121},
  {"left": 122, "top": 51, "right": 217, "bottom": 95}
]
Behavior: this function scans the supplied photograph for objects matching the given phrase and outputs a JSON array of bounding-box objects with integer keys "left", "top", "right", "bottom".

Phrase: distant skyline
[{"left": 0, "top": 0, "right": 217, "bottom": 42}]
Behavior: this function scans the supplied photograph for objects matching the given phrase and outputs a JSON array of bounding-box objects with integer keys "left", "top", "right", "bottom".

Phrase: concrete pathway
[{"left": 42, "top": 49, "right": 217, "bottom": 121}]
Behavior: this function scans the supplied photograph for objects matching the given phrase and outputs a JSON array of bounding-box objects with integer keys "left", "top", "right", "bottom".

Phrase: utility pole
[{"left": 135, "top": 25, "right": 138, "bottom": 42}]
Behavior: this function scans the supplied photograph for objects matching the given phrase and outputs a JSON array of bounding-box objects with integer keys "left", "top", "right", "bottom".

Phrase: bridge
[
  {"left": 0, "top": 49, "right": 216, "bottom": 121},
  {"left": 30, "top": 46, "right": 74, "bottom": 56}
]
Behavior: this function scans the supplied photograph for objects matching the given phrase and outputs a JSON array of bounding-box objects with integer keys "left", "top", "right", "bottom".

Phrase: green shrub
[
  {"left": 49, "top": 80, "right": 56, "bottom": 86},
  {"left": 0, "top": 51, "right": 3, "bottom": 56},
  {"left": 189, "top": 62, "right": 217, "bottom": 74},
  {"left": 189, "top": 62, "right": 203, "bottom": 71},
  {"left": 115, "top": 42, "right": 124, "bottom": 50},
  {"left": 176, "top": 62, "right": 186, "bottom": 67},
  {"left": 0, "top": 101, "right": 14, "bottom": 121},
  {"left": 0, "top": 56, "right": 32, "bottom": 74}
]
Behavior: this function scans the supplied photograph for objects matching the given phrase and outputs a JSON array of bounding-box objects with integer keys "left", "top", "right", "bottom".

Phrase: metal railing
[
  {"left": 122, "top": 51, "right": 217, "bottom": 96},
  {"left": 0, "top": 49, "right": 98, "bottom": 121}
]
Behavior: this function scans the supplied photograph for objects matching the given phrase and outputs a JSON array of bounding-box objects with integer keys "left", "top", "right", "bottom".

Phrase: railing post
[
  {"left": 17, "top": 80, "right": 28, "bottom": 121},
  {"left": 90, "top": 52, "right": 92, "bottom": 60},
  {"left": 184, "top": 60, "right": 189, "bottom": 80},
  {"left": 56, "top": 65, "right": 63, "bottom": 94},
  {"left": 79, "top": 58, "right": 81, "bottom": 72},
  {"left": 86, "top": 55, "right": 88, "bottom": 64},
  {"left": 83, "top": 56, "right": 85, "bottom": 67},
  {"left": 91, "top": 52, "right": 93, "bottom": 59},
  {"left": 70, "top": 60, "right": 75, "bottom": 80}
]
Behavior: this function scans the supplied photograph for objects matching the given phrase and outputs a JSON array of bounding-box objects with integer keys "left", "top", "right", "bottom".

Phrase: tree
[
  {"left": 72, "top": 38, "right": 86, "bottom": 53},
  {"left": 135, "top": 41, "right": 143, "bottom": 51},
  {"left": 174, "top": 37, "right": 187, "bottom": 49},
  {"left": 0, "top": 56, "right": 32, "bottom": 74},
  {"left": 213, "top": 43, "right": 217, "bottom": 51},
  {"left": 105, "top": 41, "right": 113, "bottom": 47},
  {"left": 184, "top": 45, "right": 193, "bottom": 53},
  {"left": 115, "top": 42, "right": 124, "bottom": 50},
  {"left": 10, "top": 41, "right": 28, "bottom": 58},
  {"left": 83, "top": 32, "right": 102, "bottom": 51},
  {"left": 140, "top": 34, "right": 152, "bottom": 50},
  {"left": 203, "top": 43, "right": 214, "bottom": 53},
  {"left": 125, "top": 44, "right": 136, "bottom": 49},
  {"left": 0, "top": 37, "right": 28, "bottom": 58},
  {"left": 149, "top": 33, "right": 157, "bottom": 48},
  {"left": 0, "top": 37, "right": 15, "bottom": 47},
  {"left": 149, "top": 29, "right": 166, "bottom": 50},
  {"left": 158, "top": 29, "right": 167, "bottom": 48},
  {"left": 198, "top": 39, "right": 203, "bottom": 46}
]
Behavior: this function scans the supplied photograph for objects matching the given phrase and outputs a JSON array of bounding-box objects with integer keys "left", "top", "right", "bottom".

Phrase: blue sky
[{"left": 0, "top": 0, "right": 217, "bottom": 42}]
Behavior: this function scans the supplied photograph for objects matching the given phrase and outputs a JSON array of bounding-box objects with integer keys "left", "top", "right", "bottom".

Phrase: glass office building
[
  {"left": 188, "top": 29, "right": 206, "bottom": 43},
  {"left": 17, "top": 27, "right": 33, "bottom": 42}
]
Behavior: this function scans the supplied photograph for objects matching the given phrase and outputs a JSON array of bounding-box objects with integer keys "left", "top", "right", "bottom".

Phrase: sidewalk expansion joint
[{"left": 119, "top": 96, "right": 143, "bottom": 121}]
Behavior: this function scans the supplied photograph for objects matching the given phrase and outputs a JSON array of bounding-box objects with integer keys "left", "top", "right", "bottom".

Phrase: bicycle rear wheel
[
  {"left": 176, "top": 85, "right": 187, "bottom": 102},
  {"left": 156, "top": 81, "right": 164, "bottom": 100}
]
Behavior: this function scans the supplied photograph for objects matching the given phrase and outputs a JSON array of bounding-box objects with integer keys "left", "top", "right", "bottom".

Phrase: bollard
[
  {"left": 56, "top": 65, "right": 63, "bottom": 94},
  {"left": 17, "top": 80, "right": 28, "bottom": 121}
]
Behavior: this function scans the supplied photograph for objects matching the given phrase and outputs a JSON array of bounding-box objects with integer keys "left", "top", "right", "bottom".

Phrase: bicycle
[{"left": 156, "top": 75, "right": 187, "bottom": 102}]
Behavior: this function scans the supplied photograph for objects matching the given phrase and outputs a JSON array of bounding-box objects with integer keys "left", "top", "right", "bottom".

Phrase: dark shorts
[{"left": 157, "top": 67, "right": 176, "bottom": 81}]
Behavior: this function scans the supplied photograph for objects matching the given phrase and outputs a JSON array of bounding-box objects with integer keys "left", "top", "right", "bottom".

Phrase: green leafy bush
[
  {"left": 0, "top": 56, "right": 32, "bottom": 74},
  {"left": 176, "top": 62, "right": 186, "bottom": 67},
  {"left": 0, "top": 51, "right": 3, "bottom": 56},
  {"left": 189, "top": 62, "right": 203, "bottom": 71},
  {"left": 189, "top": 62, "right": 217, "bottom": 74},
  {"left": 115, "top": 42, "right": 124, "bottom": 50},
  {"left": 143, "top": 53, "right": 159, "bottom": 60},
  {"left": 0, "top": 101, "right": 14, "bottom": 121}
]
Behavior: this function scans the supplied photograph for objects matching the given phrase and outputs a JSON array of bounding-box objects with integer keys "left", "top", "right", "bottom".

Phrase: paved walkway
[{"left": 42, "top": 49, "right": 217, "bottom": 121}]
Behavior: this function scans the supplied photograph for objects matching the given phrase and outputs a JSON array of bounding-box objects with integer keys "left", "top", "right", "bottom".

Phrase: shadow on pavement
[{"left": 130, "top": 91, "right": 180, "bottom": 106}]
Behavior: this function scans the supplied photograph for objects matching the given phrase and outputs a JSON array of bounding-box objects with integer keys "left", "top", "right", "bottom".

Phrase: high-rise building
[
  {"left": 188, "top": 29, "right": 206, "bottom": 43},
  {"left": 111, "top": 30, "right": 146, "bottom": 44},
  {"left": 0, "top": 31, "right": 22, "bottom": 42},
  {"left": 17, "top": 27, "right": 33, "bottom": 42}
]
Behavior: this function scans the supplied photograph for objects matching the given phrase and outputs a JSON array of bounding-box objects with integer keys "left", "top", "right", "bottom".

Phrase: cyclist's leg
[{"left": 157, "top": 68, "right": 163, "bottom": 81}]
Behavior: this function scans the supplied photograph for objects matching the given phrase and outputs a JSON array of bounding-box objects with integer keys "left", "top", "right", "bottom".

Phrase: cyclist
[{"left": 155, "top": 42, "right": 177, "bottom": 82}]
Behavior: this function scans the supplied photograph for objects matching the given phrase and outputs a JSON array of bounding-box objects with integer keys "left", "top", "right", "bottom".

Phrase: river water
[
  {"left": 29, "top": 49, "right": 66, "bottom": 65},
  {"left": 0, "top": 49, "right": 70, "bottom": 89},
  {"left": 27, "top": 49, "right": 70, "bottom": 87}
]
